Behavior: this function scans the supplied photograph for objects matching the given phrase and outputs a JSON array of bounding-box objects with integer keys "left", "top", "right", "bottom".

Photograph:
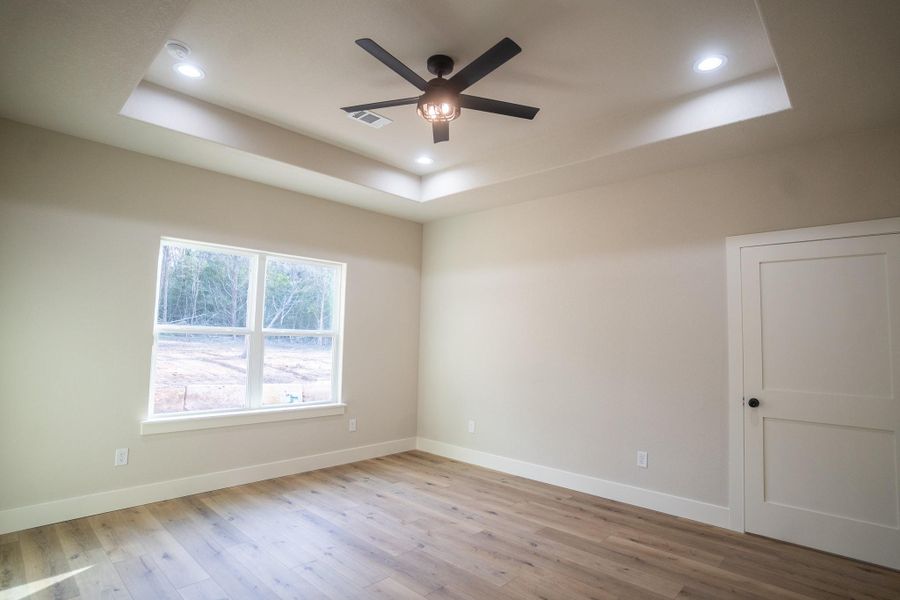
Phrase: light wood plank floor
[{"left": 1, "top": 451, "right": 898, "bottom": 599}]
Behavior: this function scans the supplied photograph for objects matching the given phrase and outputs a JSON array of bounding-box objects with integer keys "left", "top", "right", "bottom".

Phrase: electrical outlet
[
  {"left": 114, "top": 448, "right": 129, "bottom": 467},
  {"left": 468, "top": 420, "right": 476, "bottom": 434},
  {"left": 636, "top": 450, "right": 648, "bottom": 469},
  {"left": 348, "top": 417, "right": 357, "bottom": 432}
]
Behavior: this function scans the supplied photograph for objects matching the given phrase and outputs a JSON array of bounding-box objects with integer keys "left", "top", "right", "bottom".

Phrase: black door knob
[{"left": 748, "top": 398, "right": 760, "bottom": 408}]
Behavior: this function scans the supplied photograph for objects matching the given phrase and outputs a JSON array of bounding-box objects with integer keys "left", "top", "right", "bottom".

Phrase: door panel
[
  {"left": 742, "top": 234, "right": 900, "bottom": 569},
  {"left": 759, "top": 253, "right": 892, "bottom": 397},
  {"left": 763, "top": 418, "right": 897, "bottom": 527}
]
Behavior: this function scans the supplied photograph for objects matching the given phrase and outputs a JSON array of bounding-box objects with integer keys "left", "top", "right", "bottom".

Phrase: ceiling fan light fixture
[
  {"left": 417, "top": 98, "right": 460, "bottom": 122},
  {"left": 417, "top": 79, "right": 461, "bottom": 123}
]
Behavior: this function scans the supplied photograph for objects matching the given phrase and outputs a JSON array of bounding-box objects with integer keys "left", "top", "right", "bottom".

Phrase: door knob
[{"left": 748, "top": 398, "right": 760, "bottom": 408}]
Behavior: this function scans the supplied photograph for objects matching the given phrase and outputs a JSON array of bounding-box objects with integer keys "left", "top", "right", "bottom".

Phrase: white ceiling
[
  {"left": 144, "top": 0, "right": 776, "bottom": 173},
  {"left": 1, "top": 1, "right": 899, "bottom": 222}
]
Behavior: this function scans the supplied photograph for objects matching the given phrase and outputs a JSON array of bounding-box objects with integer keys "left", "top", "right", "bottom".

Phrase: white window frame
[{"left": 142, "top": 238, "right": 346, "bottom": 435}]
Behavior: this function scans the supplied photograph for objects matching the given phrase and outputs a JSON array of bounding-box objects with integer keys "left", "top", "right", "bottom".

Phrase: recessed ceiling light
[
  {"left": 693, "top": 55, "right": 727, "bottom": 73},
  {"left": 415, "top": 156, "right": 434, "bottom": 165},
  {"left": 173, "top": 62, "right": 205, "bottom": 79}
]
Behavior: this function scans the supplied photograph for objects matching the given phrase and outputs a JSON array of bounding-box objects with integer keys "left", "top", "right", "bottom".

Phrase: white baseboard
[
  {"left": 416, "top": 437, "right": 730, "bottom": 529},
  {"left": 0, "top": 437, "right": 416, "bottom": 535},
  {"left": 1, "top": 436, "right": 729, "bottom": 535}
]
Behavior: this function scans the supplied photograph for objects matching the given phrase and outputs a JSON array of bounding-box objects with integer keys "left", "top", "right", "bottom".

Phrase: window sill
[{"left": 141, "top": 403, "right": 346, "bottom": 435}]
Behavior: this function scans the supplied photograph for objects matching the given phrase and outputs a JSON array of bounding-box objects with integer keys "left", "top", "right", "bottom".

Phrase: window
[{"left": 147, "top": 239, "right": 344, "bottom": 424}]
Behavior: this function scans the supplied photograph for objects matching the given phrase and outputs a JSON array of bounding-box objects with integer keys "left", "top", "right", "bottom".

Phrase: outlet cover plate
[{"left": 637, "top": 450, "right": 648, "bottom": 469}]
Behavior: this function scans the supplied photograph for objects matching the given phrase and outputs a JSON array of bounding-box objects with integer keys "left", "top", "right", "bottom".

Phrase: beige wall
[
  {"left": 418, "top": 125, "right": 900, "bottom": 507},
  {"left": 0, "top": 119, "right": 422, "bottom": 511},
  {"left": 3, "top": 114, "right": 900, "bottom": 516}
]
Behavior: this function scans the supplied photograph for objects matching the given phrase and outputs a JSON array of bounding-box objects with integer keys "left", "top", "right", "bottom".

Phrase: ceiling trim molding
[{"left": 121, "top": 82, "right": 422, "bottom": 202}]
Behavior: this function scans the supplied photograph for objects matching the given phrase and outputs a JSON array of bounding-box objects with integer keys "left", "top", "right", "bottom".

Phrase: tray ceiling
[{"left": 2, "top": 0, "right": 899, "bottom": 221}]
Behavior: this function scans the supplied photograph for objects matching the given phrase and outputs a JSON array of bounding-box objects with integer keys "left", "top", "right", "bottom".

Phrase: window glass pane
[
  {"left": 264, "top": 258, "right": 337, "bottom": 331},
  {"left": 156, "top": 244, "right": 251, "bottom": 327},
  {"left": 262, "top": 336, "right": 333, "bottom": 406},
  {"left": 152, "top": 333, "right": 248, "bottom": 414}
]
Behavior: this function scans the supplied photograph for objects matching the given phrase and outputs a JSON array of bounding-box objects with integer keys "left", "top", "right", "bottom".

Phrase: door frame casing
[{"left": 725, "top": 217, "right": 900, "bottom": 533}]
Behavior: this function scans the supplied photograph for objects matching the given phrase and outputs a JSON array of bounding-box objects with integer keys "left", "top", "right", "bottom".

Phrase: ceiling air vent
[{"left": 347, "top": 110, "right": 392, "bottom": 129}]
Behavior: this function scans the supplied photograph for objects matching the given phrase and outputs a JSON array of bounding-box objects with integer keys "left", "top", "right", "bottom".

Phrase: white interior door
[{"left": 741, "top": 233, "right": 900, "bottom": 569}]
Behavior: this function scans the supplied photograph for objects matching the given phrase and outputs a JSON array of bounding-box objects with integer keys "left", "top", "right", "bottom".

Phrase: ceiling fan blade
[
  {"left": 341, "top": 97, "right": 420, "bottom": 112},
  {"left": 459, "top": 95, "right": 540, "bottom": 119},
  {"left": 433, "top": 121, "right": 449, "bottom": 143},
  {"left": 449, "top": 37, "right": 521, "bottom": 92},
  {"left": 355, "top": 38, "right": 427, "bottom": 91}
]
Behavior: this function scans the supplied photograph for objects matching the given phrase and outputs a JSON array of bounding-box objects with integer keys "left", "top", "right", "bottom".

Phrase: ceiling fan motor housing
[{"left": 427, "top": 54, "right": 454, "bottom": 77}]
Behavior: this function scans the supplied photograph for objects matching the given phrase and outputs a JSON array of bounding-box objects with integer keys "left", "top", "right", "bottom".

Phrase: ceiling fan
[{"left": 341, "top": 37, "right": 540, "bottom": 144}]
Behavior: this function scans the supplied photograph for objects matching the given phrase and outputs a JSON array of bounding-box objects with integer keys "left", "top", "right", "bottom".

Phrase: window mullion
[
  {"left": 247, "top": 254, "right": 267, "bottom": 408},
  {"left": 334, "top": 266, "right": 345, "bottom": 405},
  {"left": 260, "top": 328, "right": 337, "bottom": 336},
  {"left": 154, "top": 325, "right": 250, "bottom": 336}
]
